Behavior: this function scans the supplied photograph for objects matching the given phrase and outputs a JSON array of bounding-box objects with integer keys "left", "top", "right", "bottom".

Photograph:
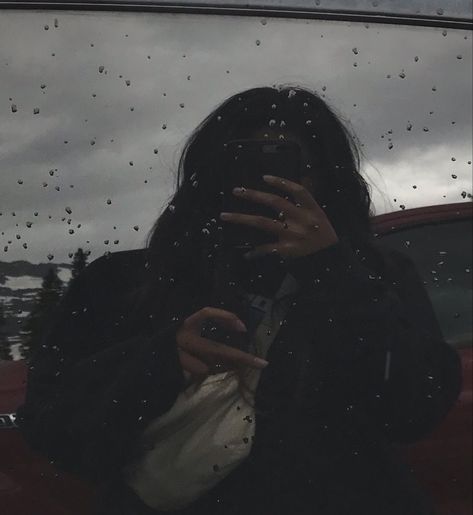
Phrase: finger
[
  {"left": 178, "top": 348, "right": 210, "bottom": 376},
  {"left": 184, "top": 306, "right": 247, "bottom": 333},
  {"left": 262, "top": 175, "right": 323, "bottom": 215},
  {"left": 232, "top": 186, "right": 302, "bottom": 220},
  {"left": 219, "top": 212, "right": 283, "bottom": 235},
  {"left": 180, "top": 335, "right": 269, "bottom": 370}
]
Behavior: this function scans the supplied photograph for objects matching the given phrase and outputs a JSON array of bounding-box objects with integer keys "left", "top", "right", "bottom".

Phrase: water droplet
[
  {"left": 98, "top": 65, "right": 104, "bottom": 73},
  {"left": 305, "top": 119, "right": 312, "bottom": 126},
  {"left": 11, "top": 104, "right": 17, "bottom": 113},
  {"left": 399, "top": 72, "right": 406, "bottom": 79},
  {"left": 133, "top": 225, "right": 139, "bottom": 231},
  {"left": 261, "top": 18, "right": 267, "bottom": 25},
  {"left": 451, "top": 174, "right": 457, "bottom": 179},
  {"left": 436, "top": 8, "right": 444, "bottom": 15},
  {"left": 33, "top": 107, "right": 40, "bottom": 115},
  {"left": 269, "top": 119, "right": 276, "bottom": 127},
  {"left": 456, "top": 55, "right": 463, "bottom": 60},
  {"left": 288, "top": 89, "right": 297, "bottom": 99},
  {"left": 352, "top": 47, "right": 358, "bottom": 55},
  {"left": 125, "top": 79, "right": 131, "bottom": 86},
  {"left": 17, "top": 179, "right": 23, "bottom": 185},
  {"left": 255, "top": 40, "right": 261, "bottom": 46},
  {"left": 44, "top": 24, "right": 49, "bottom": 30},
  {"left": 414, "top": 56, "right": 419, "bottom": 62}
]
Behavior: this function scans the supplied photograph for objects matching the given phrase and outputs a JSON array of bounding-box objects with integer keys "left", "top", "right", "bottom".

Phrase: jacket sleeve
[
  {"left": 15, "top": 257, "right": 186, "bottom": 484},
  {"left": 286, "top": 238, "right": 463, "bottom": 444}
]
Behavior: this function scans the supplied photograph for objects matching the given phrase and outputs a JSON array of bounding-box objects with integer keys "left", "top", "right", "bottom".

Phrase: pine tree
[
  {"left": 22, "top": 268, "right": 64, "bottom": 361},
  {"left": 71, "top": 247, "right": 88, "bottom": 280},
  {"left": 0, "top": 301, "right": 11, "bottom": 361}
]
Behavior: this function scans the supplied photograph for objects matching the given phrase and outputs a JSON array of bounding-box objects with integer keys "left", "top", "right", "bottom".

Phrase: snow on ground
[{"left": 3, "top": 275, "right": 43, "bottom": 290}]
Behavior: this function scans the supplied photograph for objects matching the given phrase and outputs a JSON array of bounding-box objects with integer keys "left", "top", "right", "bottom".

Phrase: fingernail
[
  {"left": 263, "top": 175, "right": 275, "bottom": 181},
  {"left": 236, "top": 320, "right": 247, "bottom": 332},
  {"left": 220, "top": 212, "right": 231, "bottom": 219},
  {"left": 253, "top": 357, "right": 269, "bottom": 368}
]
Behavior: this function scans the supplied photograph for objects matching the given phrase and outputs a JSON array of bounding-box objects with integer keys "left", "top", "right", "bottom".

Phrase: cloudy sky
[{"left": 0, "top": 9, "right": 472, "bottom": 264}]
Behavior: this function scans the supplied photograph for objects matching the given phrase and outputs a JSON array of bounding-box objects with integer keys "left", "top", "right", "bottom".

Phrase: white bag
[{"left": 123, "top": 368, "right": 261, "bottom": 511}]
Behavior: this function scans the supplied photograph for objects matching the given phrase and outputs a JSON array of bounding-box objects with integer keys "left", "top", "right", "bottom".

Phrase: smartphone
[{"left": 219, "top": 139, "right": 301, "bottom": 250}]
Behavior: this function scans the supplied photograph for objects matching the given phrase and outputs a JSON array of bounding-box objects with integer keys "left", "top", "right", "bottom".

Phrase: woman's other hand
[{"left": 176, "top": 306, "right": 269, "bottom": 383}]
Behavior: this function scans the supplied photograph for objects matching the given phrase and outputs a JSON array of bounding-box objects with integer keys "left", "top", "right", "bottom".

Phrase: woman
[{"left": 16, "top": 86, "right": 462, "bottom": 515}]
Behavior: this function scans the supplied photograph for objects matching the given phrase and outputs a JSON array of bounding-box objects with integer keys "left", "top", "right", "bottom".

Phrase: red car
[{"left": 1, "top": 201, "right": 471, "bottom": 514}]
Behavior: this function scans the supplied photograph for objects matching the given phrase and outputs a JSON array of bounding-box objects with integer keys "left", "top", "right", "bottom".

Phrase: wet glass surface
[{"left": 0, "top": 9, "right": 471, "bottom": 515}]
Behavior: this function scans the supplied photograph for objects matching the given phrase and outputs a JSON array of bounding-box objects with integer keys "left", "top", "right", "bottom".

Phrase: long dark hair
[{"left": 129, "top": 86, "right": 382, "bottom": 394}]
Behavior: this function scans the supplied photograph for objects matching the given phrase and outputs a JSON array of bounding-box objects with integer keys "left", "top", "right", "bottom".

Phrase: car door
[{"left": 374, "top": 202, "right": 472, "bottom": 515}]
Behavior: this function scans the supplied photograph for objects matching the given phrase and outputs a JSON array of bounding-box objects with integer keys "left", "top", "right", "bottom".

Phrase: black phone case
[{"left": 220, "top": 139, "right": 301, "bottom": 249}]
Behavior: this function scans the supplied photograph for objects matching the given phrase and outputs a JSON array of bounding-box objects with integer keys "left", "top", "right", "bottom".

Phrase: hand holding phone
[{"left": 219, "top": 139, "right": 301, "bottom": 250}]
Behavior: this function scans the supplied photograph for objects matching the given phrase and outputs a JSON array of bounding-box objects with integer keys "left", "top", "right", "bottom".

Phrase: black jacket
[{"left": 16, "top": 239, "right": 462, "bottom": 515}]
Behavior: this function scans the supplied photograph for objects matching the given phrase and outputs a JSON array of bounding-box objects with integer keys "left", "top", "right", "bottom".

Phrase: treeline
[{"left": 0, "top": 248, "right": 89, "bottom": 361}]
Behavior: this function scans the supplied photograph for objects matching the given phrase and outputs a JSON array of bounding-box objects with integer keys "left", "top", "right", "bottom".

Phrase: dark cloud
[{"left": 1, "top": 10, "right": 471, "bottom": 263}]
